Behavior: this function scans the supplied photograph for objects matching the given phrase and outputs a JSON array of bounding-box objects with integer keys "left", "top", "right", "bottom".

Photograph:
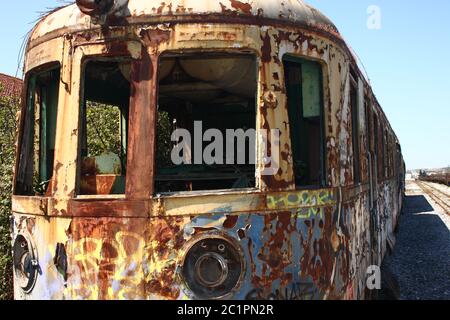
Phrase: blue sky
[
  {"left": 307, "top": 0, "right": 450, "bottom": 171},
  {"left": 1, "top": 0, "right": 449, "bottom": 170}
]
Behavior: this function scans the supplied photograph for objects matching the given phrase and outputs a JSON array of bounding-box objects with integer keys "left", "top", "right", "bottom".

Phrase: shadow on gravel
[
  {"left": 388, "top": 195, "right": 450, "bottom": 300},
  {"left": 403, "top": 195, "right": 434, "bottom": 214}
]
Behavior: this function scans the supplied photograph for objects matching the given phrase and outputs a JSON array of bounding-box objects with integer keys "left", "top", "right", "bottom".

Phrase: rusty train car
[
  {"left": 419, "top": 173, "right": 450, "bottom": 187},
  {"left": 11, "top": 0, "right": 405, "bottom": 300}
]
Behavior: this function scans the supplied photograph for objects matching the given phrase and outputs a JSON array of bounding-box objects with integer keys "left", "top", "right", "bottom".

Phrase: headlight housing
[
  {"left": 181, "top": 235, "right": 245, "bottom": 299},
  {"left": 13, "top": 234, "right": 39, "bottom": 294}
]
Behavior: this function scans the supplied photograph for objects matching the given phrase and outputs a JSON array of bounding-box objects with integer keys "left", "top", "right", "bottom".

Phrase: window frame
[
  {"left": 349, "top": 69, "right": 361, "bottom": 185},
  {"left": 373, "top": 113, "right": 382, "bottom": 181},
  {"left": 283, "top": 54, "right": 327, "bottom": 189},
  {"left": 153, "top": 49, "right": 261, "bottom": 197},
  {"left": 364, "top": 97, "right": 372, "bottom": 184},
  {"left": 14, "top": 62, "right": 61, "bottom": 197},
  {"left": 75, "top": 56, "right": 133, "bottom": 197},
  {"left": 383, "top": 129, "right": 388, "bottom": 179}
]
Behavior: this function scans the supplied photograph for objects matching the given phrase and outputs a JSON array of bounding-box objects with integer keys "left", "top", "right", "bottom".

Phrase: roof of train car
[{"left": 29, "top": 0, "right": 341, "bottom": 44}]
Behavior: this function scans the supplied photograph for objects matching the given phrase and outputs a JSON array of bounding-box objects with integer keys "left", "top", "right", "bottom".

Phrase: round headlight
[
  {"left": 181, "top": 236, "right": 244, "bottom": 299},
  {"left": 195, "top": 252, "right": 229, "bottom": 288},
  {"left": 13, "top": 235, "right": 39, "bottom": 294}
]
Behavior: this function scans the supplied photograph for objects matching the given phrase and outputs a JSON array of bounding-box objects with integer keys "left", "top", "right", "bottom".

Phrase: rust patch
[
  {"left": 146, "top": 217, "right": 185, "bottom": 299},
  {"left": 223, "top": 215, "right": 239, "bottom": 229},
  {"left": 139, "top": 28, "right": 171, "bottom": 48},
  {"left": 157, "top": 2, "right": 166, "bottom": 14},
  {"left": 260, "top": 31, "right": 272, "bottom": 63},
  {"left": 69, "top": 199, "right": 149, "bottom": 218},
  {"left": 229, "top": 0, "right": 252, "bottom": 15},
  {"left": 126, "top": 49, "right": 157, "bottom": 199}
]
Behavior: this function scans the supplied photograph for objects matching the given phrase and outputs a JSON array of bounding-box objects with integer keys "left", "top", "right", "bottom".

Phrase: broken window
[
  {"left": 387, "top": 134, "right": 391, "bottom": 178},
  {"left": 391, "top": 135, "right": 397, "bottom": 177},
  {"left": 350, "top": 70, "right": 361, "bottom": 184},
  {"left": 381, "top": 128, "right": 387, "bottom": 179},
  {"left": 395, "top": 143, "right": 401, "bottom": 177},
  {"left": 389, "top": 134, "right": 394, "bottom": 177},
  {"left": 365, "top": 100, "right": 371, "bottom": 154},
  {"left": 155, "top": 53, "right": 257, "bottom": 194},
  {"left": 78, "top": 60, "right": 130, "bottom": 195},
  {"left": 284, "top": 56, "right": 325, "bottom": 188},
  {"left": 15, "top": 64, "right": 60, "bottom": 196},
  {"left": 364, "top": 99, "right": 372, "bottom": 184},
  {"left": 373, "top": 114, "right": 381, "bottom": 181}
]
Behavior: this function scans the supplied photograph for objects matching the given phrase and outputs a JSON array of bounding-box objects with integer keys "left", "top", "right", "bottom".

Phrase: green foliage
[
  {"left": 0, "top": 83, "right": 19, "bottom": 300},
  {"left": 85, "top": 103, "right": 175, "bottom": 168},
  {"left": 156, "top": 110, "right": 173, "bottom": 168},
  {"left": 86, "top": 101, "right": 122, "bottom": 158}
]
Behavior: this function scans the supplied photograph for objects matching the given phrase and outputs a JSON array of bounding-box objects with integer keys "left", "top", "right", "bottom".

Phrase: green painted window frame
[
  {"left": 283, "top": 55, "right": 327, "bottom": 188},
  {"left": 14, "top": 63, "right": 61, "bottom": 196},
  {"left": 350, "top": 69, "right": 361, "bottom": 185}
]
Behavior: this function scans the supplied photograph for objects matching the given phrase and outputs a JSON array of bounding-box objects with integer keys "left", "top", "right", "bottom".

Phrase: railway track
[{"left": 417, "top": 181, "right": 450, "bottom": 215}]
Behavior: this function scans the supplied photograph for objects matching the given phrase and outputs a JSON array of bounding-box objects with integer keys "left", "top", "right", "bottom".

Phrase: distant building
[{"left": 0, "top": 73, "right": 23, "bottom": 101}]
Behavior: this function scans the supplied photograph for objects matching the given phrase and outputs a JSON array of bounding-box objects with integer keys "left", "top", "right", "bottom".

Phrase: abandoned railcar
[{"left": 11, "top": 0, "right": 405, "bottom": 300}]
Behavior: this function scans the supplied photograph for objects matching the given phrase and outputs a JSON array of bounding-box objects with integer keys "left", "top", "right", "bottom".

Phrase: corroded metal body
[{"left": 12, "top": 0, "right": 404, "bottom": 300}]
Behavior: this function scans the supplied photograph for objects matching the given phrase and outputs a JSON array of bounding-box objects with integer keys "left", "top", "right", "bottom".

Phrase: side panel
[{"left": 68, "top": 218, "right": 147, "bottom": 300}]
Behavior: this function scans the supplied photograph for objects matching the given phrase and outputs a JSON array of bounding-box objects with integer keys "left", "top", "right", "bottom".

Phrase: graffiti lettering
[
  {"left": 245, "top": 282, "right": 319, "bottom": 300},
  {"left": 267, "top": 190, "right": 336, "bottom": 211},
  {"left": 297, "top": 207, "right": 324, "bottom": 219}
]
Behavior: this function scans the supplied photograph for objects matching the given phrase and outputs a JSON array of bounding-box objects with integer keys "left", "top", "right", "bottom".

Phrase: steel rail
[{"left": 417, "top": 181, "right": 450, "bottom": 215}]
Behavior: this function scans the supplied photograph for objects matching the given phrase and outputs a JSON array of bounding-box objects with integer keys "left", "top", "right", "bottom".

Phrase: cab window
[
  {"left": 155, "top": 53, "right": 257, "bottom": 194},
  {"left": 284, "top": 56, "right": 325, "bottom": 188},
  {"left": 78, "top": 59, "right": 130, "bottom": 195},
  {"left": 15, "top": 64, "right": 60, "bottom": 196}
]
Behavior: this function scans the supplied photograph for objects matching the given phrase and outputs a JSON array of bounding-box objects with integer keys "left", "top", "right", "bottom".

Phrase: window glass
[
  {"left": 284, "top": 56, "right": 325, "bottom": 187},
  {"left": 155, "top": 53, "right": 257, "bottom": 193},
  {"left": 79, "top": 60, "right": 130, "bottom": 195},
  {"left": 302, "top": 63, "right": 321, "bottom": 118},
  {"left": 15, "top": 65, "right": 60, "bottom": 196}
]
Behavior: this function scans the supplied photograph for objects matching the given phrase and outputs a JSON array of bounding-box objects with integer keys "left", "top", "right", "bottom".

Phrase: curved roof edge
[{"left": 29, "top": 0, "right": 341, "bottom": 43}]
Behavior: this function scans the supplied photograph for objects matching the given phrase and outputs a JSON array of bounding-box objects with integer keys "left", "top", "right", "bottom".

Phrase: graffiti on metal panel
[
  {"left": 71, "top": 231, "right": 145, "bottom": 300},
  {"left": 267, "top": 190, "right": 335, "bottom": 219},
  {"left": 267, "top": 190, "right": 336, "bottom": 209},
  {"left": 245, "top": 282, "right": 320, "bottom": 300}
]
